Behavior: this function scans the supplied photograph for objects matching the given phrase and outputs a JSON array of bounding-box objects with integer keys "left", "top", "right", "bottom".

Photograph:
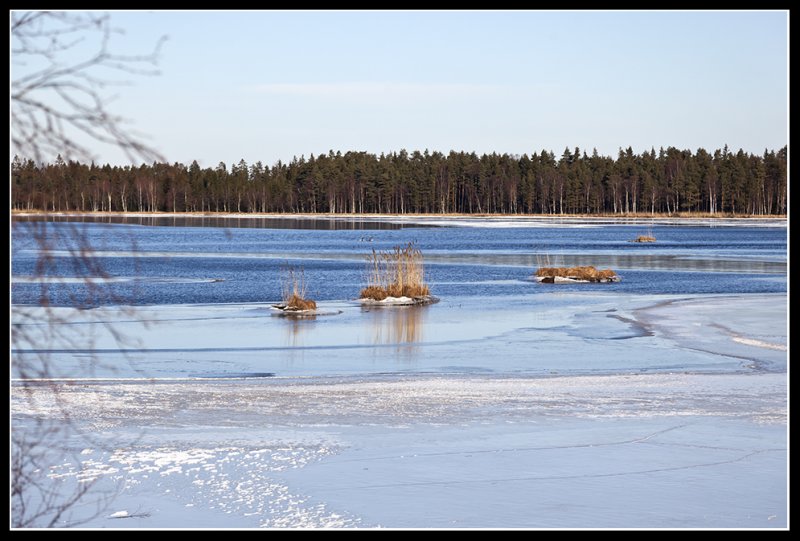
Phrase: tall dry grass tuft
[
  {"left": 280, "top": 266, "right": 317, "bottom": 311},
  {"left": 360, "top": 243, "right": 430, "bottom": 300}
]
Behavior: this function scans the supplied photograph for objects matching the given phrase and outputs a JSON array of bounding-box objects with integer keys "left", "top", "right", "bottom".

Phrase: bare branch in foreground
[{"left": 11, "top": 11, "right": 167, "bottom": 164}]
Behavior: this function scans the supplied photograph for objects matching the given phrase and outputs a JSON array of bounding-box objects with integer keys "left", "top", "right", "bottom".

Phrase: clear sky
[{"left": 13, "top": 10, "right": 789, "bottom": 167}]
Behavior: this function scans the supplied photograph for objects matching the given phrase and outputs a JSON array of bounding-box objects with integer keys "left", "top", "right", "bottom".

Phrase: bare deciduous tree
[
  {"left": 11, "top": 10, "right": 165, "bottom": 528},
  {"left": 10, "top": 220, "right": 149, "bottom": 528}
]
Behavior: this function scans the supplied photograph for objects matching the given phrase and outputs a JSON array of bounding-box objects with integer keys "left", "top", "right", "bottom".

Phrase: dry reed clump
[
  {"left": 284, "top": 294, "right": 317, "bottom": 311},
  {"left": 280, "top": 267, "right": 317, "bottom": 311},
  {"left": 359, "top": 285, "right": 390, "bottom": 301},
  {"left": 535, "top": 265, "right": 619, "bottom": 282},
  {"left": 633, "top": 235, "right": 657, "bottom": 243},
  {"left": 595, "top": 269, "right": 618, "bottom": 281},
  {"left": 360, "top": 242, "right": 431, "bottom": 300}
]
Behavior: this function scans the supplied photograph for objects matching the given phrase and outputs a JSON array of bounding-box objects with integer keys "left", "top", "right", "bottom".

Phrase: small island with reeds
[
  {"left": 271, "top": 267, "right": 319, "bottom": 315},
  {"left": 359, "top": 242, "right": 438, "bottom": 305},
  {"left": 632, "top": 235, "right": 657, "bottom": 243},
  {"left": 534, "top": 266, "right": 620, "bottom": 283}
]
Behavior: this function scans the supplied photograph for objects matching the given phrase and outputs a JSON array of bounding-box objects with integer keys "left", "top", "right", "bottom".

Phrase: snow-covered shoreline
[{"left": 11, "top": 210, "right": 788, "bottom": 228}]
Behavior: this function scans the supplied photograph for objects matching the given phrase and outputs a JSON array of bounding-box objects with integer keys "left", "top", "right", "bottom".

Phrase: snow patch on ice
[
  {"left": 359, "top": 295, "right": 439, "bottom": 306},
  {"left": 731, "top": 337, "right": 786, "bottom": 351},
  {"left": 39, "top": 442, "right": 361, "bottom": 528}
]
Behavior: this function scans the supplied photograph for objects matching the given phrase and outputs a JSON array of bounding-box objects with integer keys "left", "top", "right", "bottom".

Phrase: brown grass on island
[
  {"left": 535, "top": 266, "right": 619, "bottom": 283},
  {"left": 633, "top": 235, "right": 657, "bottom": 243},
  {"left": 359, "top": 242, "right": 431, "bottom": 301},
  {"left": 278, "top": 267, "right": 317, "bottom": 311}
]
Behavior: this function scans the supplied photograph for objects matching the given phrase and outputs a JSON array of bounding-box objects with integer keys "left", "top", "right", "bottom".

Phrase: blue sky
[{"left": 13, "top": 10, "right": 788, "bottom": 166}]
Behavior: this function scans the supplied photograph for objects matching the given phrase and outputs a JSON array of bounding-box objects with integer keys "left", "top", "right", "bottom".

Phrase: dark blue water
[{"left": 11, "top": 218, "right": 787, "bottom": 306}]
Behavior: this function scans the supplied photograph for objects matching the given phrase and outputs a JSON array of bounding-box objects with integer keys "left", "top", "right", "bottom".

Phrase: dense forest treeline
[{"left": 11, "top": 145, "right": 787, "bottom": 215}]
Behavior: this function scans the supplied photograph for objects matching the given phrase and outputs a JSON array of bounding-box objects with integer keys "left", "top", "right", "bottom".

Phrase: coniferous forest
[{"left": 12, "top": 145, "right": 787, "bottom": 215}]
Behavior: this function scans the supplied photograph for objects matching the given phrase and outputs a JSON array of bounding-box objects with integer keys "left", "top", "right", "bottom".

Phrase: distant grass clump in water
[
  {"left": 535, "top": 266, "right": 619, "bottom": 283},
  {"left": 280, "top": 267, "right": 317, "bottom": 311},
  {"left": 633, "top": 235, "right": 657, "bottom": 243},
  {"left": 360, "top": 242, "right": 430, "bottom": 300}
]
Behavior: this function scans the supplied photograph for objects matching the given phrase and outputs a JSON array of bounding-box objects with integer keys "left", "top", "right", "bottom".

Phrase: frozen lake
[{"left": 11, "top": 215, "right": 788, "bottom": 528}]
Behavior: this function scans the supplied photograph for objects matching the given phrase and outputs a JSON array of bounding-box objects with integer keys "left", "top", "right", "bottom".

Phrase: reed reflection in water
[
  {"left": 363, "top": 305, "right": 429, "bottom": 350},
  {"left": 282, "top": 315, "right": 317, "bottom": 349}
]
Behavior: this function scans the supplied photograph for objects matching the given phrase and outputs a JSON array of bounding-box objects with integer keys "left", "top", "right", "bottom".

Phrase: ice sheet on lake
[
  {"left": 634, "top": 295, "right": 788, "bottom": 371},
  {"left": 12, "top": 372, "right": 786, "bottom": 528},
  {"left": 12, "top": 276, "right": 224, "bottom": 284},
  {"left": 11, "top": 292, "right": 787, "bottom": 528},
  {"left": 11, "top": 293, "right": 788, "bottom": 380},
  {"left": 12, "top": 372, "right": 787, "bottom": 428}
]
